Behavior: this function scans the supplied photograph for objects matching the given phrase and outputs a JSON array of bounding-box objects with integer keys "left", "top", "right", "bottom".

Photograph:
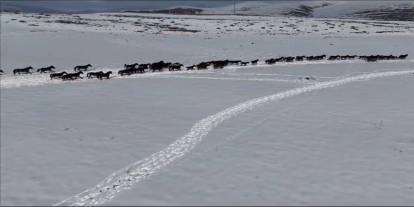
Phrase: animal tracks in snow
[
  {"left": 55, "top": 69, "right": 414, "bottom": 206},
  {"left": 3, "top": 59, "right": 412, "bottom": 89}
]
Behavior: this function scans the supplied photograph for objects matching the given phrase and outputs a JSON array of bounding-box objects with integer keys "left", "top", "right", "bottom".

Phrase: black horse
[
  {"left": 150, "top": 61, "right": 171, "bottom": 72},
  {"left": 118, "top": 68, "right": 132, "bottom": 76},
  {"left": 138, "top": 64, "right": 150, "bottom": 71},
  {"left": 124, "top": 63, "right": 138, "bottom": 70},
  {"left": 399, "top": 54, "right": 408, "bottom": 59},
  {"left": 328, "top": 55, "right": 340, "bottom": 60},
  {"left": 197, "top": 62, "right": 210, "bottom": 70},
  {"left": 240, "top": 61, "right": 249, "bottom": 66},
  {"left": 285, "top": 57, "right": 295, "bottom": 62},
  {"left": 169, "top": 63, "right": 183, "bottom": 71},
  {"left": 251, "top": 59, "right": 259, "bottom": 65},
  {"left": 186, "top": 65, "right": 196, "bottom": 70},
  {"left": 228, "top": 60, "right": 241, "bottom": 65},
  {"left": 96, "top": 71, "right": 112, "bottom": 80},
  {"left": 118, "top": 68, "right": 142, "bottom": 76},
  {"left": 302, "top": 76, "right": 316, "bottom": 81},
  {"left": 74, "top": 64, "right": 92, "bottom": 72},
  {"left": 13, "top": 66, "right": 33, "bottom": 75},
  {"left": 212, "top": 61, "right": 226, "bottom": 69},
  {"left": 87, "top": 71, "right": 103, "bottom": 79},
  {"left": 62, "top": 71, "right": 83, "bottom": 80},
  {"left": 295, "top": 56, "right": 305, "bottom": 61},
  {"left": 150, "top": 62, "right": 163, "bottom": 72},
  {"left": 364, "top": 55, "right": 380, "bottom": 62},
  {"left": 265, "top": 58, "right": 276, "bottom": 64},
  {"left": 37, "top": 66, "right": 55, "bottom": 73},
  {"left": 50, "top": 71, "right": 68, "bottom": 79}
]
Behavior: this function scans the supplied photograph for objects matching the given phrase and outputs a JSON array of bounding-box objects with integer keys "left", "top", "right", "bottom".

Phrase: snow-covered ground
[
  {"left": 1, "top": 11, "right": 414, "bottom": 205},
  {"left": 203, "top": 0, "right": 414, "bottom": 19},
  {"left": 3, "top": 1, "right": 414, "bottom": 21}
]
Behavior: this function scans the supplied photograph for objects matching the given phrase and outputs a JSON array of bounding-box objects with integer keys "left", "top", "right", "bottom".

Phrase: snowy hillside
[
  {"left": 202, "top": 1, "right": 414, "bottom": 21},
  {"left": 2, "top": 1, "right": 414, "bottom": 21},
  {"left": 1, "top": 10, "right": 414, "bottom": 206}
]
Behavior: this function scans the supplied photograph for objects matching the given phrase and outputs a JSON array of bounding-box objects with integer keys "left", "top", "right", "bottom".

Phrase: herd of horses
[
  {"left": 264, "top": 54, "right": 408, "bottom": 64},
  {"left": 1, "top": 54, "right": 408, "bottom": 81}
]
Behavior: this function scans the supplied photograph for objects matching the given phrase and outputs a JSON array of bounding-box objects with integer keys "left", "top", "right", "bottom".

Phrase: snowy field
[{"left": 1, "top": 11, "right": 414, "bottom": 205}]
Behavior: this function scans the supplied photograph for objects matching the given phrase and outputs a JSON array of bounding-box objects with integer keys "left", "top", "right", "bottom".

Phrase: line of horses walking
[
  {"left": 265, "top": 54, "right": 408, "bottom": 64},
  {"left": 1, "top": 54, "right": 408, "bottom": 81}
]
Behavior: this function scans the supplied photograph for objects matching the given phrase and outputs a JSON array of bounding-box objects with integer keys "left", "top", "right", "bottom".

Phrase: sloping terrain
[
  {"left": 1, "top": 11, "right": 414, "bottom": 206},
  {"left": 2, "top": 1, "right": 414, "bottom": 21},
  {"left": 202, "top": 1, "right": 414, "bottom": 21}
]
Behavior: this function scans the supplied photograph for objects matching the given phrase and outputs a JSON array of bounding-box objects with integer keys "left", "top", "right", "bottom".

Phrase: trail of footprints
[{"left": 56, "top": 69, "right": 414, "bottom": 206}]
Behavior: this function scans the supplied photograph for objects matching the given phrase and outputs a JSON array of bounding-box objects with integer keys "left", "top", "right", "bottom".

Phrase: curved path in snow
[{"left": 55, "top": 69, "right": 414, "bottom": 206}]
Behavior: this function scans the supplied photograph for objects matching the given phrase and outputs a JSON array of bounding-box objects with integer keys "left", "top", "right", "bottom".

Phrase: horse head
[
  {"left": 50, "top": 66, "right": 55, "bottom": 69},
  {"left": 87, "top": 64, "right": 92, "bottom": 67}
]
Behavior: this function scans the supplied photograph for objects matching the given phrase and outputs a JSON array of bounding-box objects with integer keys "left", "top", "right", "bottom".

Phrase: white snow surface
[
  {"left": 1, "top": 12, "right": 414, "bottom": 206},
  {"left": 203, "top": 1, "right": 414, "bottom": 18}
]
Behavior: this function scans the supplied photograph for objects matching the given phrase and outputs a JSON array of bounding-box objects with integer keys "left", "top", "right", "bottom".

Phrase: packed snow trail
[
  {"left": 0, "top": 67, "right": 303, "bottom": 89},
  {"left": 149, "top": 74, "right": 315, "bottom": 83},
  {"left": 55, "top": 70, "right": 414, "bottom": 206},
  {"left": 3, "top": 59, "right": 412, "bottom": 89}
]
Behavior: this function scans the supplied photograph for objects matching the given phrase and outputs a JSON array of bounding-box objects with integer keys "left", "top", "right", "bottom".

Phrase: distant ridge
[
  {"left": 1, "top": 1, "right": 413, "bottom": 21},
  {"left": 125, "top": 7, "right": 203, "bottom": 15}
]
